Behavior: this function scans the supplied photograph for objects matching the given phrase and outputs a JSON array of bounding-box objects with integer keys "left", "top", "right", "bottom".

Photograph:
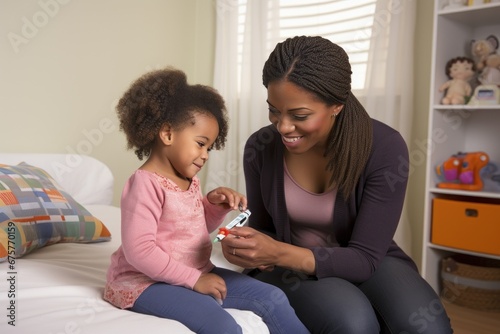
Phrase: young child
[{"left": 104, "top": 68, "right": 309, "bottom": 334}]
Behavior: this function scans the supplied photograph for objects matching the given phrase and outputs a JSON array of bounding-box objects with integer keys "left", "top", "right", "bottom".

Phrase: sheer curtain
[
  {"left": 205, "top": 0, "right": 280, "bottom": 196},
  {"left": 208, "top": 0, "right": 416, "bottom": 254},
  {"left": 362, "top": 0, "right": 416, "bottom": 254}
]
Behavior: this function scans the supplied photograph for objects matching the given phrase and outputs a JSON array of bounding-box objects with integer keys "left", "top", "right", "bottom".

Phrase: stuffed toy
[
  {"left": 471, "top": 35, "right": 500, "bottom": 86},
  {"left": 435, "top": 151, "right": 489, "bottom": 191},
  {"left": 439, "top": 56, "right": 476, "bottom": 105}
]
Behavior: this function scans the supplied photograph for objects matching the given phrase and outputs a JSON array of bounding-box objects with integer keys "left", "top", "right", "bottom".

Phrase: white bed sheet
[{"left": 0, "top": 204, "right": 269, "bottom": 333}]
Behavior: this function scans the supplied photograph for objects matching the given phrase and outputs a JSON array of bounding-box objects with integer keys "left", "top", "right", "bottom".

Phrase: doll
[
  {"left": 471, "top": 35, "right": 500, "bottom": 86},
  {"left": 439, "top": 56, "right": 475, "bottom": 105}
]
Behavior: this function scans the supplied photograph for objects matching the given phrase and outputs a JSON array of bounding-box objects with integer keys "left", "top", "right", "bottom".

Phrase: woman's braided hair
[
  {"left": 262, "top": 36, "right": 373, "bottom": 199},
  {"left": 117, "top": 67, "right": 228, "bottom": 160}
]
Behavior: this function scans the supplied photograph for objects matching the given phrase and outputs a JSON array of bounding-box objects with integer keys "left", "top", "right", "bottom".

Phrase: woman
[{"left": 221, "top": 36, "right": 453, "bottom": 333}]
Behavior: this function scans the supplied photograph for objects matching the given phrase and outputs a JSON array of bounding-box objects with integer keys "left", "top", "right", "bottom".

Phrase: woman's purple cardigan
[{"left": 243, "top": 119, "right": 418, "bottom": 283}]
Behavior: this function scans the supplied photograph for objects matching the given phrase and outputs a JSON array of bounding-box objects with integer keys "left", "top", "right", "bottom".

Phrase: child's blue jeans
[{"left": 130, "top": 266, "right": 309, "bottom": 334}]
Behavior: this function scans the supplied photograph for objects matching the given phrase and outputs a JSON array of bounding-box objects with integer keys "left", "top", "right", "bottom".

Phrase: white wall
[
  {"left": 409, "top": 0, "right": 433, "bottom": 268},
  {"left": 0, "top": 0, "right": 215, "bottom": 205}
]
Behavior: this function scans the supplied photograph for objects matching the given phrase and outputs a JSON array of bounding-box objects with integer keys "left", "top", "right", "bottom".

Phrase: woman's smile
[{"left": 282, "top": 135, "right": 304, "bottom": 147}]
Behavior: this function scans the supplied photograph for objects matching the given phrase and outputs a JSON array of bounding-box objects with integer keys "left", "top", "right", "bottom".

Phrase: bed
[{"left": 0, "top": 153, "right": 269, "bottom": 333}]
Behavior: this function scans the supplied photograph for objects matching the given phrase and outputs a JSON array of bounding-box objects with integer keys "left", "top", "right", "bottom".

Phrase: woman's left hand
[{"left": 221, "top": 226, "right": 279, "bottom": 269}]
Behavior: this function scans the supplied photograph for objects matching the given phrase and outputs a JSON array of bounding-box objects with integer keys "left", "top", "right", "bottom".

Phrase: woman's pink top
[
  {"left": 284, "top": 160, "right": 337, "bottom": 248},
  {"left": 104, "top": 170, "right": 230, "bottom": 309}
]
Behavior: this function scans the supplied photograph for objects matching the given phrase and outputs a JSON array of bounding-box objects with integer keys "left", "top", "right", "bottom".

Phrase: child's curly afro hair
[{"left": 116, "top": 67, "right": 229, "bottom": 160}]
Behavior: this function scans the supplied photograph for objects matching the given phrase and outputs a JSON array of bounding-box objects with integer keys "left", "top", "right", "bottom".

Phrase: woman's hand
[
  {"left": 207, "top": 187, "right": 247, "bottom": 211},
  {"left": 222, "top": 226, "right": 317, "bottom": 275},
  {"left": 221, "top": 226, "right": 280, "bottom": 269},
  {"left": 193, "top": 272, "right": 227, "bottom": 304}
]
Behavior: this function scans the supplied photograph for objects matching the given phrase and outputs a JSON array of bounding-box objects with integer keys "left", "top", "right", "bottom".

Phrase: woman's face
[{"left": 267, "top": 80, "right": 342, "bottom": 154}]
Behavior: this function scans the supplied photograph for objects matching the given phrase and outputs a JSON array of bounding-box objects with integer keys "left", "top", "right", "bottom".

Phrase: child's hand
[
  {"left": 207, "top": 187, "right": 247, "bottom": 211},
  {"left": 193, "top": 273, "right": 227, "bottom": 305}
]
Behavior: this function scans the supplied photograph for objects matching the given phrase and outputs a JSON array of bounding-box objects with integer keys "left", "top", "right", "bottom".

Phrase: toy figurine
[
  {"left": 435, "top": 151, "right": 489, "bottom": 191},
  {"left": 471, "top": 35, "right": 500, "bottom": 86},
  {"left": 439, "top": 57, "right": 476, "bottom": 105}
]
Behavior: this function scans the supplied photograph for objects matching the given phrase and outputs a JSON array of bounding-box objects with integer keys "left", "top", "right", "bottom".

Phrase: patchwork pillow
[{"left": 0, "top": 162, "right": 111, "bottom": 262}]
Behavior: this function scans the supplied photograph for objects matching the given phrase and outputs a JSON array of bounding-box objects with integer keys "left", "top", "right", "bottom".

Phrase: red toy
[{"left": 435, "top": 151, "right": 489, "bottom": 191}]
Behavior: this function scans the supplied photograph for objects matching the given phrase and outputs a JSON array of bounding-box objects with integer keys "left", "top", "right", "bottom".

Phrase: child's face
[{"left": 166, "top": 112, "right": 219, "bottom": 180}]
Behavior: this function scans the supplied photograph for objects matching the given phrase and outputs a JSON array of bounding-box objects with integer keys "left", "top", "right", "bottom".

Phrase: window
[{"left": 237, "top": 0, "right": 376, "bottom": 90}]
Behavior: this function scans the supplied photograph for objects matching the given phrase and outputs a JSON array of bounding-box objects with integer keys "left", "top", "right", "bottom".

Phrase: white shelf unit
[{"left": 421, "top": 0, "right": 500, "bottom": 293}]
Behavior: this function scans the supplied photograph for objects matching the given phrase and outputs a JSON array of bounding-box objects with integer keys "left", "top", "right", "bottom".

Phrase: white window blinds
[{"left": 237, "top": 0, "right": 376, "bottom": 90}]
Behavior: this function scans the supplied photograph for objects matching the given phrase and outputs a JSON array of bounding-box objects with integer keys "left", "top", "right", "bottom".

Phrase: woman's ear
[
  {"left": 159, "top": 124, "right": 173, "bottom": 145},
  {"left": 331, "top": 104, "right": 344, "bottom": 117}
]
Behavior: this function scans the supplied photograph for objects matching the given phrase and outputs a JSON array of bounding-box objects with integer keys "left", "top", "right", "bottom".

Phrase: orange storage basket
[{"left": 432, "top": 198, "right": 500, "bottom": 256}]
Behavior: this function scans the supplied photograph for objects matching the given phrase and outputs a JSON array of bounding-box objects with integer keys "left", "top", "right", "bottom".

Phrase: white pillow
[{"left": 0, "top": 153, "right": 114, "bottom": 205}]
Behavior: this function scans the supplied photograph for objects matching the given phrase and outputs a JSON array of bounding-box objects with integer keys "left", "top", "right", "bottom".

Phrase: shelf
[
  {"left": 429, "top": 187, "right": 500, "bottom": 199},
  {"left": 433, "top": 105, "right": 500, "bottom": 111},
  {"left": 422, "top": 1, "right": 500, "bottom": 294},
  {"left": 428, "top": 243, "right": 500, "bottom": 261},
  {"left": 438, "top": 3, "right": 500, "bottom": 26}
]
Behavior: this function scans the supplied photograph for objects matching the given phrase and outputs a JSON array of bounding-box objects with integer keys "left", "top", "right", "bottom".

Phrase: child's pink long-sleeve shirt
[{"left": 104, "top": 170, "right": 230, "bottom": 309}]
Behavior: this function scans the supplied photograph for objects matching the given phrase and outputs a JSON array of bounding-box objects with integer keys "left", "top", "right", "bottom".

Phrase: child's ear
[{"left": 159, "top": 124, "right": 173, "bottom": 145}]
